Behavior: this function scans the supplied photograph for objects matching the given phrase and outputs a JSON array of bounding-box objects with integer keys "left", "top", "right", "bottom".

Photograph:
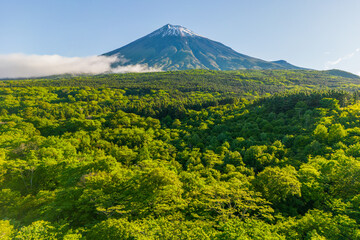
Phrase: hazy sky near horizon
[{"left": 1, "top": 0, "right": 360, "bottom": 75}]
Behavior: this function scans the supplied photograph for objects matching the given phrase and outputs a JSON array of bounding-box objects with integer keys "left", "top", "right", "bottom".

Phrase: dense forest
[
  {"left": 3, "top": 69, "right": 360, "bottom": 95},
  {"left": 1, "top": 70, "right": 360, "bottom": 239}
]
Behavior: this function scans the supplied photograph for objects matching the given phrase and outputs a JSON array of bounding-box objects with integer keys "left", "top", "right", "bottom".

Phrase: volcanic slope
[{"left": 103, "top": 24, "right": 303, "bottom": 71}]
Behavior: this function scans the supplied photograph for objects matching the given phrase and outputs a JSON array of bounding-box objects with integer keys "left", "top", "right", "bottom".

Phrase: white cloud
[
  {"left": 0, "top": 53, "right": 161, "bottom": 78},
  {"left": 325, "top": 48, "right": 360, "bottom": 68}
]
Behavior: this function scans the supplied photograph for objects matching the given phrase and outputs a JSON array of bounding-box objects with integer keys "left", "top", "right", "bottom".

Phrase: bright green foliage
[
  {"left": 87, "top": 218, "right": 145, "bottom": 240},
  {"left": 216, "top": 218, "right": 285, "bottom": 239},
  {"left": 0, "top": 220, "right": 14, "bottom": 240},
  {"left": 254, "top": 166, "right": 301, "bottom": 203},
  {"left": 15, "top": 221, "right": 57, "bottom": 240},
  {"left": 313, "top": 124, "right": 328, "bottom": 143},
  {"left": 0, "top": 71, "right": 360, "bottom": 238},
  {"left": 328, "top": 123, "right": 347, "bottom": 143},
  {"left": 279, "top": 210, "right": 360, "bottom": 240},
  {"left": 62, "top": 233, "right": 83, "bottom": 240}
]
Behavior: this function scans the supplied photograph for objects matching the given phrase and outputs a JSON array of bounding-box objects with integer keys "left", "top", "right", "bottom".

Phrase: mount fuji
[{"left": 103, "top": 24, "right": 303, "bottom": 71}]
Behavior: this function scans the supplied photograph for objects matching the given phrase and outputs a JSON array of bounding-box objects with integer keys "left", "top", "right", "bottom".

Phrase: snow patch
[{"left": 149, "top": 24, "right": 201, "bottom": 38}]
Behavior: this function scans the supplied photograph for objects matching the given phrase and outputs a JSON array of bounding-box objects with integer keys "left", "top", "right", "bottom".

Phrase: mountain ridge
[{"left": 103, "top": 24, "right": 305, "bottom": 71}]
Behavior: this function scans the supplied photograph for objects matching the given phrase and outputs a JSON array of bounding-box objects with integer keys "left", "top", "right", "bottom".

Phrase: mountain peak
[
  {"left": 272, "top": 60, "right": 288, "bottom": 64},
  {"left": 104, "top": 24, "right": 303, "bottom": 71},
  {"left": 149, "top": 24, "right": 201, "bottom": 38}
]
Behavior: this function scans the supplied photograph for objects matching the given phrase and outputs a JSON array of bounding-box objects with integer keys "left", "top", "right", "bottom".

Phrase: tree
[
  {"left": 15, "top": 221, "right": 57, "bottom": 240},
  {"left": 87, "top": 218, "right": 144, "bottom": 240},
  {"left": 313, "top": 124, "right": 328, "bottom": 143},
  {"left": 0, "top": 220, "right": 14, "bottom": 240},
  {"left": 328, "top": 123, "right": 347, "bottom": 143},
  {"left": 254, "top": 166, "right": 301, "bottom": 204},
  {"left": 280, "top": 210, "right": 359, "bottom": 240},
  {"left": 216, "top": 218, "right": 285, "bottom": 240},
  {"left": 320, "top": 98, "right": 340, "bottom": 110}
]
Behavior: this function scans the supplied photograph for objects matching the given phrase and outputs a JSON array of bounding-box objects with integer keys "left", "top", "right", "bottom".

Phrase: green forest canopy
[{"left": 1, "top": 69, "right": 360, "bottom": 239}]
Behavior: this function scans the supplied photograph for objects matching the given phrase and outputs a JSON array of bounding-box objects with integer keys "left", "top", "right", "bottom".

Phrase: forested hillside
[
  {"left": 1, "top": 70, "right": 360, "bottom": 239},
  {"left": 4, "top": 69, "right": 360, "bottom": 95}
]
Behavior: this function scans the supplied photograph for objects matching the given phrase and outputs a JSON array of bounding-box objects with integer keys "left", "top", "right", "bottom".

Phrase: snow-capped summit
[{"left": 149, "top": 24, "right": 201, "bottom": 37}]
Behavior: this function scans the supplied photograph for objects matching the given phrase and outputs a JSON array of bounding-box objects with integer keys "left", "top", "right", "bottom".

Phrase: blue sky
[{"left": 1, "top": 0, "right": 360, "bottom": 76}]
